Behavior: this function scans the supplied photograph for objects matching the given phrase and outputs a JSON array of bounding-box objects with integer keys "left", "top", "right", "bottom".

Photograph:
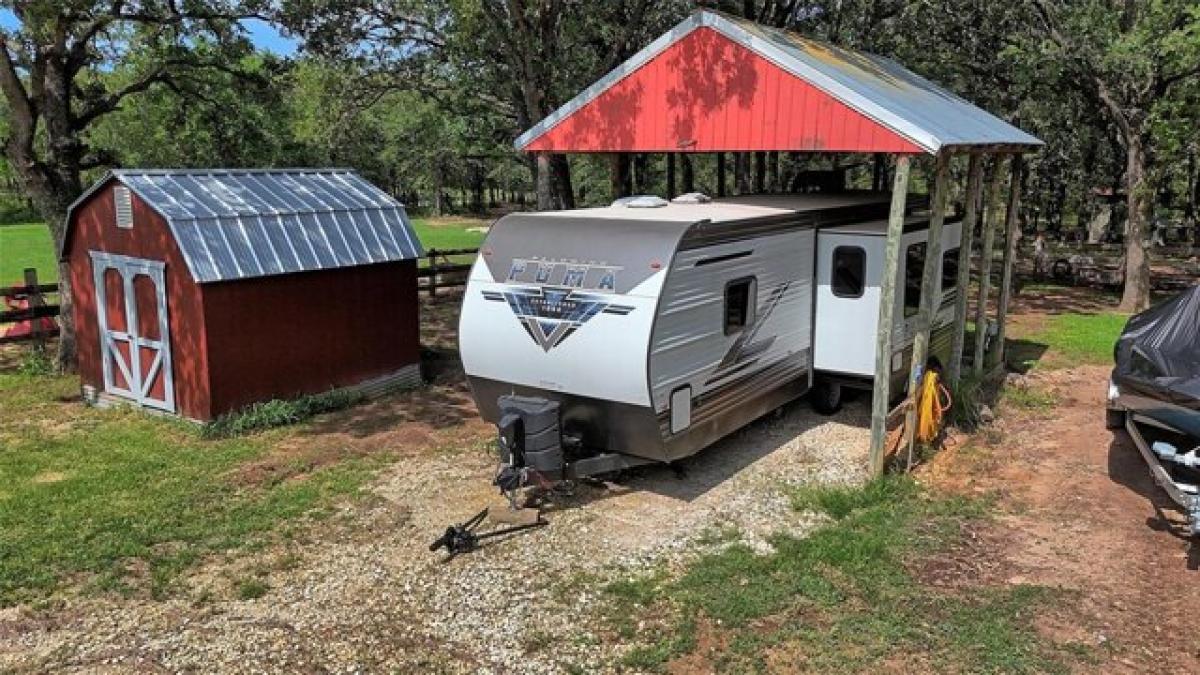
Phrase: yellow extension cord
[{"left": 916, "top": 369, "right": 954, "bottom": 444}]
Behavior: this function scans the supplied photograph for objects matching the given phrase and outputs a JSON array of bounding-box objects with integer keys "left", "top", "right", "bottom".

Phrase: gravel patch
[{"left": 3, "top": 396, "right": 871, "bottom": 673}]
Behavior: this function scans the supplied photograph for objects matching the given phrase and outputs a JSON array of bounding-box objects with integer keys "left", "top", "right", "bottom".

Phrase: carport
[{"left": 514, "top": 9, "right": 1043, "bottom": 473}]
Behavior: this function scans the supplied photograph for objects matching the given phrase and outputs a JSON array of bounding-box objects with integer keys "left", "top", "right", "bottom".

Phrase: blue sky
[{"left": 0, "top": 10, "right": 299, "bottom": 56}]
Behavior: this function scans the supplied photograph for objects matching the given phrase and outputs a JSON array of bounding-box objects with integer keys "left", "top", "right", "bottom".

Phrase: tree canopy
[{"left": 1, "top": 0, "right": 1198, "bottom": 359}]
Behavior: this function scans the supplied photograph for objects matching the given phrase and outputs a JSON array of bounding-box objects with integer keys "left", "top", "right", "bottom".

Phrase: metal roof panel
[
  {"left": 516, "top": 9, "right": 1042, "bottom": 154},
  {"left": 63, "top": 169, "right": 424, "bottom": 283}
]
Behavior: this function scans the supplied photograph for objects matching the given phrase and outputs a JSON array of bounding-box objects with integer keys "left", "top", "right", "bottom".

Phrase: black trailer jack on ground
[{"left": 429, "top": 395, "right": 649, "bottom": 558}]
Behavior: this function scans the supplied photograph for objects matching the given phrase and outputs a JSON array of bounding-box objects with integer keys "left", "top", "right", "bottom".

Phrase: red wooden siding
[
  {"left": 68, "top": 182, "right": 212, "bottom": 419},
  {"left": 523, "top": 27, "right": 922, "bottom": 154},
  {"left": 200, "top": 260, "right": 420, "bottom": 417},
  {"left": 68, "top": 178, "right": 422, "bottom": 421}
]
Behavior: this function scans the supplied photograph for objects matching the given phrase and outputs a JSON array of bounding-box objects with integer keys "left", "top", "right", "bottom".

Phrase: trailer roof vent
[
  {"left": 613, "top": 195, "right": 669, "bottom": 208},
  {"left": 672, "top": 192, "right": 712, "bottom": 204}
]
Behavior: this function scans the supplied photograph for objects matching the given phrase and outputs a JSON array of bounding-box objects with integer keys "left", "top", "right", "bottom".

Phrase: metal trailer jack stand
[
  {"left": 1125, "top": 414, "right": 1200, "bottom": 536},
  {"left": 428, "top": 507, "right": 547, "bottom": 559}
]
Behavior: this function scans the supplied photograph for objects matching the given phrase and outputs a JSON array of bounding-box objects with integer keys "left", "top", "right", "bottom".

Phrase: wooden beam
[
  {"left": 868, "top": 155, "right": 912, "bottom": 477},
  {"left": 972, "top": 155, "right": 1008, "bottom": 376},
  {"left": 948, "top": 154, "right": 985, "bottom": 384},
  {"left": 992, "top": 154, "right": 1025, "bottom": 369},
  {"left": 900, "top": 151, "right": 952, "bottom": 465}
]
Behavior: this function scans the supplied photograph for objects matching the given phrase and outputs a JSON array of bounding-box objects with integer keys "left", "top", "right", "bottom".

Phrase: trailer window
[
  {"left": 904, "top": 242, "right": 927, "bottom": 317},
  {"left": 941, "top": 248, "right": 960, "bottom": 293},
  {"left": 831, "top": 246, "right": 866, "bottom": 298},
  {"left": 724, "top": 277, "right": 756, "bottom": 334}
]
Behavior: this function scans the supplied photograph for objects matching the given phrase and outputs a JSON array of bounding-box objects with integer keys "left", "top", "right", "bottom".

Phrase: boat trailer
[{"left": 1124, "top": 413, "right": 1200, "bottom": 535}]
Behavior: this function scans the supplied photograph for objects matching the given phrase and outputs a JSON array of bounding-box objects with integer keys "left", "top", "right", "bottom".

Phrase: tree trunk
[
  {"left": 610, "top": 154, "right": 632, "bottom": 200},
  {"left": 680, "top": 154, "right": 695, "bottom": 194},
  {"left": 1186, "top": 147, "right": 1199, "bottom": 245},
  {"left": 55, "top": 262, "right": 76, "bottom": 370},
  {"left": 633, "top": 153, "right": 651, "bottom": 194},
  {"left": 767, "top": 151, "right": 780, "bottom": 193},
  {"left": 754, "top": 151, "right": 766, "bottom": 193},
  {"left": 550, "top": 153, "right": 574, "bottom": 209},
  {"left": 1120, "top": 136, "right": 1151, "bottom": 313},
  {"left": 716, "top": 153, "right": 727, "bottom": 197},
  {"left": 5, "top": 158, "right": 81, "bottom": 370},
  {"left": 667, "top": 154, "right": 676, "bottom": 198},
  {"left": 536, "top": 154, "right": 554, "bottom": 210},
  {"left": 735, "top": 153, "right": 752, "bottom": 194}
]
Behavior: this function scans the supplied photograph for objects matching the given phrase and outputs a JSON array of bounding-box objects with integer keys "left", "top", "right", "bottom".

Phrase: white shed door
[{"left": 90, "top": 252, "right": 175, "bottom": 413}]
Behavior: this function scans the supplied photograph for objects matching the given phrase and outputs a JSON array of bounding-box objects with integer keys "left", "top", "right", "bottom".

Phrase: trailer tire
[
  {"left": 1105, "top": 407, "right": 1126, "bottom": 430},
  {"left": 810, "top": 380, "right": 843, "bottom": 415}
]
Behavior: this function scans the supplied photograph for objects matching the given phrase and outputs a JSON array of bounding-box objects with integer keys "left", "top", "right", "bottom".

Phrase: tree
[
  {"left": 90, "top": 52, "right": 295, "bottom": 169},
  {"left": 1029, "top": 0, "right": 1200, "bottom": 312},
  {"left": 0, "top": 0, "right": 262, "bottom": 369}
]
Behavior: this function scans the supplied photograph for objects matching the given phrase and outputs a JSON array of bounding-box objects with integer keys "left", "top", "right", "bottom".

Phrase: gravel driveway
[{"left": 3, "top": 390, "right": 870, "bottom": 673}]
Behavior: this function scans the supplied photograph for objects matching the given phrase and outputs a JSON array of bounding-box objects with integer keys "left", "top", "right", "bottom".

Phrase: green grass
[
  {"left": 0, "top": 368, "right": 377, "bottom": 606},
  {"left": 410, "top": 217, "right": 488, "bottom": 252},
  {"left": 234, "top": 577, "right": 270, "bottom": 600},
  {"left": 1002, "top": 384, "right": 1058, "bottom": 411},
  {"left": 603, "top": 477, "right": 1087, "bottom": 673},
  {"left": 1024, "top": 313, "right": 1127, "bottom": 366},
  {"left": 0, "top": 221, "right": 57, "bottom": 283}
]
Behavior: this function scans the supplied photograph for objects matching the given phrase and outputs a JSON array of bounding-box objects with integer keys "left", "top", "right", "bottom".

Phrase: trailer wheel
[
  {"left": 1105, "top": 407, "right": 1126, "bottom": 430},
  {"left": 811, "top": 380, "right": 843, "bottom": 415}
]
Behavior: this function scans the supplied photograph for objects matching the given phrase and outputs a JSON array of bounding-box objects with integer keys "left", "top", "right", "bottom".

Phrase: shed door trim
[{"left": 89, "top": 251, "right": 175, "bottom": 413}]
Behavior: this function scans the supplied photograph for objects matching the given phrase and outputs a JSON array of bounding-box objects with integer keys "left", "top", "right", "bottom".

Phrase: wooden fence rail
[
  {"left": 417, "top": 247, "right": 477, "bottom": 298},
  {"left": 0, "top": 268, "right": 60, "bottom": 346}
]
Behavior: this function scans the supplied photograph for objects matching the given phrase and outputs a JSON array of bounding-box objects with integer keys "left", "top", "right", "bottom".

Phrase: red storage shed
[{"left": 62, "top": 168, "right": 425, "bottom": 421}]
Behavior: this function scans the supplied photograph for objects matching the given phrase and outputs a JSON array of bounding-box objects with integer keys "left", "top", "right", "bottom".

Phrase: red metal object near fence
[{"left": 1, "top": 271, "right": 58, "bottom": 344}]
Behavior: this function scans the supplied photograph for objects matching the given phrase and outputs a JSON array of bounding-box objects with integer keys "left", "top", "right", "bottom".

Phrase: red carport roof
[{"left": 516, "top": 10, "right": 1043, "bottom": 155}]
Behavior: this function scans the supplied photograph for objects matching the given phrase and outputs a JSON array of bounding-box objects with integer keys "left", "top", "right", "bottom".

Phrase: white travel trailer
[{"left": 459, "top": 193, "right": 962, "bottom": 479}]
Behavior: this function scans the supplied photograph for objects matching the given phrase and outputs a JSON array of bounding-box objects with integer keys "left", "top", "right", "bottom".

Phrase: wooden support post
[
  {"left": 972, "top": 155, "right": 1008, "bottom": 375},
  {"left": 948, "top": 154, "right": 985, "bottom": 385},
  {"left": 716, "top": 153, "right": 727, "bottom": 197},
  {"left": 992, "top": 154, "right": 1024, "bottom": 369},
  {"left": 868, "top": 155, "right": 912, "bottom": 476},
  {"left": 427, "top": 250, "right": 437, "bottom": 298},
  {"left": 901, "top": 152, "right": 952, "bottom": 465},
  {"left": 24, "top": 268, "right": 45, "bottom": 349}
]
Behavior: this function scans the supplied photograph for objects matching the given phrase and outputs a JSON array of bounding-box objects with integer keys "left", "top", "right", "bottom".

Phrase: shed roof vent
[
  {"left": 613, "top": 195, "right": 669, "bottom": 208},
  {"left": 114, "top": 185, "right": 133, "bottom": 229}
]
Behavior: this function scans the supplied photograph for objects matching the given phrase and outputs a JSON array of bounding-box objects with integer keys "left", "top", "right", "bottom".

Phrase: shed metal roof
[
  {"left": 516, "top": 9, "right": 1042, "bottom": 155},
  {"left": 64, "top": 169, "right": 424, "bottom": 284}
]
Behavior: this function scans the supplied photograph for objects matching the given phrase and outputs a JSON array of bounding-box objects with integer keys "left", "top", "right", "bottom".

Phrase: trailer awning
[{"left": 516, "top": 10, "right": 1042, "bottom": 155}]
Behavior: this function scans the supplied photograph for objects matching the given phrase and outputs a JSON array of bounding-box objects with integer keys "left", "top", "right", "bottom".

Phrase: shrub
[
  {"left": 202, "top": 389, "right": 364, "bottom": 439},
  {"left": 17, "top": 346, "right": 55, "bottom": 377}
]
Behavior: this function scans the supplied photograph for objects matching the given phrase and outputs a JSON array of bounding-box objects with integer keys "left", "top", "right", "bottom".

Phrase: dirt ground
[
  {"left": 4, "top": 287, "right": 1200, "bottom": 672},
  {"left": 921, "top": 290, "right": 1200, "bottom": 674}
]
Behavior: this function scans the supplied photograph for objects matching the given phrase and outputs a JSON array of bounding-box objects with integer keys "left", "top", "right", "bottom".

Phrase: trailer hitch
[{"left": 428, "top": 507, "right": 546, "bottom": 558}]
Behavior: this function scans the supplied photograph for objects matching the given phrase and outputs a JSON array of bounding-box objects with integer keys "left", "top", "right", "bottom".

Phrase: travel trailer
[{"left": 459, "top": 193, "right": 962, "bottom": 480}]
